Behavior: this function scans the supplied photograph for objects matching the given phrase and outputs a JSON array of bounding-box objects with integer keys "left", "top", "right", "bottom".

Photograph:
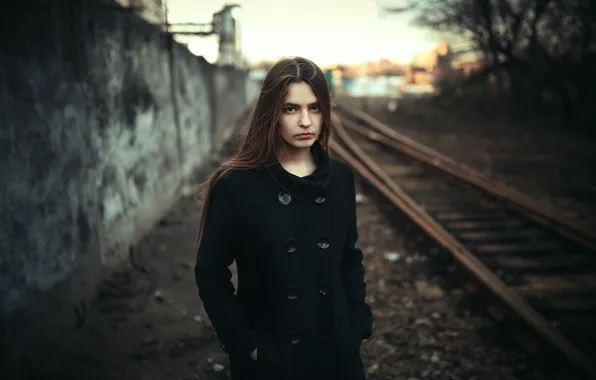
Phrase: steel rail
[
  {"left": 332, "top": 102, "right": 596, "bottom": 252},
  {"left": 329, "top": 114, "right": 596, "bottom": 379}
]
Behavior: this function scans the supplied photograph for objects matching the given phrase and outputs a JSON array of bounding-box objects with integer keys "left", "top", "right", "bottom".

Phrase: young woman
[{"left": 194, "top": 56, "right": 372, "bottom": 380}]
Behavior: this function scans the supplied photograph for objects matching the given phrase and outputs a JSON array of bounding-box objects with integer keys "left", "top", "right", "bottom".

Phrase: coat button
[
  {"left": 314, "top": 189, "right": 327, "bottom": 204},
  {"left": 319, "top": 282, "right": 332, "bottom": 296},
  {"left": 317, "top": 235, "right": 331, "bottom": 249},
  {"left": 278, "top": 192, "right": 291, "bottom": 205},
  {"left": 286, "top": 286, "right": 299, "bottom": 300},
  {"left": 289, "top": 331, "right": 301, "bottom": 345},
  {"left": 285, "top": 239, "right": 297, "bottom": 253}
]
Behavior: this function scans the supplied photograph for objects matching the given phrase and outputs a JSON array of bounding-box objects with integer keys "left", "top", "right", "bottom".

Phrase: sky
[{"left": 165, "top": 0, "right": 439, "bottom": 65}]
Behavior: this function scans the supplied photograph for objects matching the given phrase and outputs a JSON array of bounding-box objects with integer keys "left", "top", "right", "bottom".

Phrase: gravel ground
[
  {"left": 353, "top": 181, "right": 540, "bottom": 380},
  {"left": 49, "top": 137, "right": 555, "bottom": 380}
]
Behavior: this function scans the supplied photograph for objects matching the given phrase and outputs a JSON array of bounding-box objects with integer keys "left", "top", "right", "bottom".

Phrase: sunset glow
[{"left": 166, "top": 0, "right": 438, "bottom": 65}]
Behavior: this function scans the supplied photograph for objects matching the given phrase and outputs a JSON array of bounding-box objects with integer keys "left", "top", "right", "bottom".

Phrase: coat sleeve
[
  {"left": 194, "top": 175, "right": 257, "bottom": 357},
  {"left": 340, "top": 167, "right": 373, "bottom": 340}
]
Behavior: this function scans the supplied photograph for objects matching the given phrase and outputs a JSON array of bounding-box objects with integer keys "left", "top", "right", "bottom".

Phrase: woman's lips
[{"left": 296, "top": 133, "right": 314, "bottom": 139}]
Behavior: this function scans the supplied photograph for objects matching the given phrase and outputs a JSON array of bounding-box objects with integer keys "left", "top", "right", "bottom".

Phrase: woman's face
[{"left": 278, "top": 81, "right": 323, "bottom": 152}]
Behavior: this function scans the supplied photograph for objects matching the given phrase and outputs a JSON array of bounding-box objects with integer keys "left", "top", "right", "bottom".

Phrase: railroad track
[{"left": 329, "top": 102, "right": 596, "bottom": 379}]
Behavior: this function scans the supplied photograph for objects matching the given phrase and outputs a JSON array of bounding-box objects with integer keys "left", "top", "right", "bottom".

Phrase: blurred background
[
  {"left": 2, "top": 1, "right": 596, "bottom": 379},
  {"left": 138, "top": 0, "right": 596, "bottom": 127}
]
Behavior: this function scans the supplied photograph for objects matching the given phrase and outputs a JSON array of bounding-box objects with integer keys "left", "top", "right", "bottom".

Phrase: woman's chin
[{"left": 290, "top": 138, "right": 316, "bottom": 149}]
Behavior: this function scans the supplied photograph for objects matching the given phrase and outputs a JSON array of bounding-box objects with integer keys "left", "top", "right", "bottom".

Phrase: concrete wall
[
  {"left": 113, "top": 0, "right": 165, "bottom": 25},
  {"left": 0, "top": 1, "right": 250, "bottom": 375}
]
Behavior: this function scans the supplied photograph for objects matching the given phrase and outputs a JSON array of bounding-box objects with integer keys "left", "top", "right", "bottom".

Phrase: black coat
[{"left": 195, "top": 141, "right": 373, "bottom": 380}]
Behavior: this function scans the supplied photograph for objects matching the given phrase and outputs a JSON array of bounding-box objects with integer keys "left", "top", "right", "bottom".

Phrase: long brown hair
[{"left": 195, "top": 56, "right": 333, "bottom": 246}]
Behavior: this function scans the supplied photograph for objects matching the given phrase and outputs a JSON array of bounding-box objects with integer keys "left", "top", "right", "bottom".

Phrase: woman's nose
[{"left": 299, "top": 111, "right": 312, "bottom": 127}]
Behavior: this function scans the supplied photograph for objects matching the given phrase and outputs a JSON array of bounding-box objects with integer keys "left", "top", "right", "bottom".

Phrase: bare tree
[{"left": 384, "top": 0, "right": 596, "bottom": 126}]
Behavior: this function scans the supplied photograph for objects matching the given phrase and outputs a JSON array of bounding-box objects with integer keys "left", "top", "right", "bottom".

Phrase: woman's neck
[{"left": 276, "top": 145, "right": 316, "bottom": 178}]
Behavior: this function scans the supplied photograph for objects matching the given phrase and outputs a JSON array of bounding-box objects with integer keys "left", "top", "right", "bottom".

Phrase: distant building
[
  {"left": 411, "top": 41, "right": 451, "bottom": 72},
  {"left": 406, "top": 40, "right": 460, "bottom": 84}
]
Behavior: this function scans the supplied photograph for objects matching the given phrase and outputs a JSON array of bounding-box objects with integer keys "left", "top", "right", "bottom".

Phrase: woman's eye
[
  {"left": 310, "top": 105, "right": 321, "bottom": 112},
  {"left": 284, "top": 107, "right": 297, "bottom": 113}
]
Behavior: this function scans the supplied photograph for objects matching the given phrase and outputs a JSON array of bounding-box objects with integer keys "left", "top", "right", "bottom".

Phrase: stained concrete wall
[
  {"left": 0, "top": 1, "right": 250, "bottom": 376},
  {"left": 114, "top": 0, "right": 165, "bottom": 25}
]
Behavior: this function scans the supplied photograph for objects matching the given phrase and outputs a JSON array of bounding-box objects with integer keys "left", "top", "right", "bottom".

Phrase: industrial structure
[
  {"left": 166, "top": 3, "right": 245, "bottom": 68},
  {"left": 112, "top": 0, "right": 246, "bottom": 68}
]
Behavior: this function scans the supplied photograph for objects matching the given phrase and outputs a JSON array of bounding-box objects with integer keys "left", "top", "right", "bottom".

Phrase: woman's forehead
[{"left": 284, "top": 82, "right": 318, "bottom": 105}]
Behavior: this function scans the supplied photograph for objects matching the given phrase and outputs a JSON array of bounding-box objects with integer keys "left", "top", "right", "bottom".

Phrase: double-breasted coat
[{"left": 194, "top": 141, "right": 373, "bottom": 380}]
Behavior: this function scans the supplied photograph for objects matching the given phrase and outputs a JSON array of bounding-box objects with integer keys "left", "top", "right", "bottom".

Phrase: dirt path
[{"left": 64, "top": 192, "right": 232, "bottom": 380}]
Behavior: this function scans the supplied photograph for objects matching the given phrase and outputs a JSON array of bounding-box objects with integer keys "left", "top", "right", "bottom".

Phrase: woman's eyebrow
[{"left": 283, "top": 102, "right": 320, "bottom": 107}]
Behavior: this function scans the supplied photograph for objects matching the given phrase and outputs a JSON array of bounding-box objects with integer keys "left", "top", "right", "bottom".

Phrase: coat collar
[{"left": 267, "top": 140, "right": 333, "bottom": 204}]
